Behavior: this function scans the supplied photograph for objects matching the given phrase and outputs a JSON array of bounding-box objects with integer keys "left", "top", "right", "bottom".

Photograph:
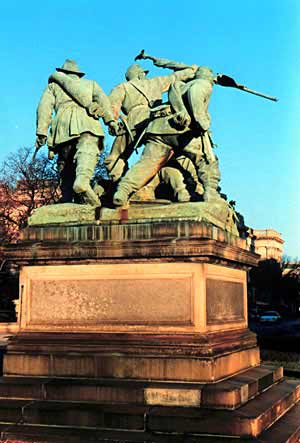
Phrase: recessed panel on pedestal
[
  {"left": 20, "top": 263, "right": 203, "bottom": 332},
  {"left": 205, "top": 264, "right": 247, "bottom": 331}
]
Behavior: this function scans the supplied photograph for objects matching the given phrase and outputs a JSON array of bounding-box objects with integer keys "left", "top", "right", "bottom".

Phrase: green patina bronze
[
  {"left": 112, "top": 62, "right": 221, "bottom": 207},
  {"left": 104, "top": 55, "right": 196, "bottom": 182},
  {"left": 35, "top": 59, "right": 117, "bottom": 206},
  {"left": 32, "top": 52, "right": 261, "bottom": 236}
]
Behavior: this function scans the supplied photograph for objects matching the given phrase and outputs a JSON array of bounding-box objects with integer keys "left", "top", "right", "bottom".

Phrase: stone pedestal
[
  {"left": 4, "top": 218, "right": 259, "bottom": 382},
  {"left": 1, "top": 216, "right": 299, "bottom": 442}
]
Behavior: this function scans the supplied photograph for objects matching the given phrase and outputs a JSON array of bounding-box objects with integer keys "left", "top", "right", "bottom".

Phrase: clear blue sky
[{"left": 0, "top": 0, "right": 299, "bottom": 257}]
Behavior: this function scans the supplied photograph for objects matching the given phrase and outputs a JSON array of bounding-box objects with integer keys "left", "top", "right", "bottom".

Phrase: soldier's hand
[
  {"left": 173, "top": 111, "right": 191, "bottom": 129},
  {"left": 108, "top": 121, "right": 119, "bottom": 136},
  {"left": 35, "top": 135, "right": 47, "bottom": 148},
  {"left": 134, "top": 49, "right": 146, "bottom": 61},
  {"left": 191, "top": 64, "right": 199, "bottom": 73},
  {"left": 88, "top": 102, "right": 104, "bottom": 119}
]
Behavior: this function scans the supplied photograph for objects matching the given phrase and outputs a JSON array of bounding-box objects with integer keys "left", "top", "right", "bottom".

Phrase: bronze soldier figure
[
  {"left": 104, "top": 58, "right": 197, "bottom": 181},
  {"left": 35, "top": 59, "right": 117, "bottom": 205},
  {"left": 113, "top": 67, "right": 219, "bottom": 206}
]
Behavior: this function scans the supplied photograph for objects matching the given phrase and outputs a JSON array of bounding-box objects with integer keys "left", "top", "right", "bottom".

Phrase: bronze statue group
[{"left": 36, "top": 51, "right": 276, "bottom": 209}]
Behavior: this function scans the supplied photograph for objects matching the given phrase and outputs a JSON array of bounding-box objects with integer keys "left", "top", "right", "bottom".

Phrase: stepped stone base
[
  {"left": 2, "top": 217, "right": 299, "bottom": 441},
  {"left": 0, "top": 365, "right": 298, "bottom": 442},
  {"left": 4, "top": 330, "right": 259, "bottom": 381}
]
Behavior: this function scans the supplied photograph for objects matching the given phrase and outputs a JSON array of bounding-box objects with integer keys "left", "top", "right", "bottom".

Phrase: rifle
[
  {"left": 134, "top": 49, "right": 278, "bottom": 102},
  {"left": 215, "top": 74, "right": 278, "bottom": 102}
]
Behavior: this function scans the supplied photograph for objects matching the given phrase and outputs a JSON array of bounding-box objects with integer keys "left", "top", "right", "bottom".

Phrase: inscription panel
[
  {"left": 206, "top": 278, "right": 244, "bottom": 325},
  {"left": 145, "top": 388, "right": 201, "bottom": 406},
  {"left": 29, "top": 274, "right": 192, "bottom": 326}
]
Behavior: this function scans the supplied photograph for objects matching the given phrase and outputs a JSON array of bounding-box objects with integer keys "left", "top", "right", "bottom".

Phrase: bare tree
[{"left": 0, "top": 146, "right": 60, "bottom": 242}]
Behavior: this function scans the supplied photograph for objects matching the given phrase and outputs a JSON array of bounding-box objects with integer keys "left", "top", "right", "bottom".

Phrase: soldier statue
[
  {"left": 103, "top": 57, "right": 197, "bottom": 182},
  {"left": 134, "top": 51, "right": 221, "bottom": 203},
  {"left": 113, "top": 66, "right": 219, "bottom": 206},
  {"left": 35, "top": 59, "right": 118, "bottom": 206}
]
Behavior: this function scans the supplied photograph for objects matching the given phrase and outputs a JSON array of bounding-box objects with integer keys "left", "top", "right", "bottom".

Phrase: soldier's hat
[
  {"left": 125, "top": 64, "right": 149, "bottom": 81},
  {"left": 56, "top": 59, "right": 85, "bottom": 77}
]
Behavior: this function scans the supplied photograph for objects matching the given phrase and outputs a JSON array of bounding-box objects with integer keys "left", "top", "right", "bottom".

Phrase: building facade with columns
[{"left": 252, "top": 229, "right": 284, "bottom": 261}]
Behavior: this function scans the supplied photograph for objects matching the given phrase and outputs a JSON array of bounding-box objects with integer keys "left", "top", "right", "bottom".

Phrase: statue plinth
[
  {"left": 4, "top": 212, "right": 259, "bottom": 382},
  {"left": 2, "top": 213, "right": 300, "bottom": 442},
  {"left": 27, "top": 200, "right": 240, "bottom": 237}
]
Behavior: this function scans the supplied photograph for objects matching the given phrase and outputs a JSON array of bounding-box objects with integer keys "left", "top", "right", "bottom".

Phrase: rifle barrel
[{"left": 238, "top": 85, "right": 278, "bottom": 102}]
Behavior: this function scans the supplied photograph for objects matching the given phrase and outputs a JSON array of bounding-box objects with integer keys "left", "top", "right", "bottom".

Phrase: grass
[{"left": 261, "top": 349, "right": 300, "bottom": 370}]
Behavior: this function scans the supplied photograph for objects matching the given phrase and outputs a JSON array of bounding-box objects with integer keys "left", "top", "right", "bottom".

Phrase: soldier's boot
[
  {"left": 203, "top": 187, "right": 220, "bottom": 202},
  {"left": 113, "top": 187, "right": 130, "bottom": 207},
  {"left": 73, "top": 134, "right": 100, "bottom": 206},
  {"left": 160, "top": 166, "right": 190, "bottom": 203},
  {"left": 176, "top": 155, "right": 204, "bottom": 197},
  {"left": 73, "top": 175, "right": 100, "bottom": 206},
  {"left": 104, "top": 134, "right": 128, "bottom": 181},
  {"left": 133, "top": 175, "right": 160, "bottom": 201},
  {"left": 176, "top": 188, "right": 190, "bottom": 202},
  {"left": 93, "top": 183, "right": 105, "bottom": 198},
  {"left": 198, "top": 159, "right": 221, "bottom": 202}
]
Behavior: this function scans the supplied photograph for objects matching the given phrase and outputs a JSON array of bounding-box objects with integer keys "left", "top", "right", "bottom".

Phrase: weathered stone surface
[
  {"left": 144, "top": 387, "right": 201, "bottom": 407},
  {"left": 0, "top": 365, "right": 282, "bottom": 410},
  {"left": 257, "top": 402, "right": 300, "bottom": 443},
  {"left": 18, "top": 262, "right": 247, "bottom": 334},
  {"left": 206, "top": 279, "right": 244, "bottom": 325},
  {"left": 147, "top": 380, "right": 300, "bottom": 437},
  {"left": 4, "top": 329, "right": 259, "bottom": 381},
  {"left": 28, "top": 203, "right": 97, "bottom": 225},
  {"left": 201, "top": 365, "right": 283, "bottom": 409},
  {"left": 7, "top": 222, "right": 258, "bottom": 272},
  {"left": 0, "top": 375, "right": 297, "bottom": 442},
  {"left": 28, "top": 200, "right": 239, "bottom": 236},
  {"left": 101, "top": 200, "right": 239, "bottom": 235}
]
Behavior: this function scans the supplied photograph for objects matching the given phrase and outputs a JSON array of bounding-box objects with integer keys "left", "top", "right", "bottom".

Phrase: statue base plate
[{"left": 27, "top": 199, "right": 239, "bottom": 235}]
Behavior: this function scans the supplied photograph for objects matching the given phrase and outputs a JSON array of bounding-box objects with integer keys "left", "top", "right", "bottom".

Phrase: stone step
[
  {"left": 201, "top": 364, "right": 283, "bottom": 409},
  {"left": 148, "top": 379, "right": 300, "bottom": 438},
  {"left": 0, "top": 413, "right": 299, "bottom": 443},
  {"left": 0, "top": 423, "right": 259, "bottom": 442},
  {"left": 256, "top": 402, "right": 300, "bottom": 443},
  {"left": 0, "top": 364, "right": 283, "bottom": 410},
  {"left": 0, "top": 424, "right": 164, "bottom": 443},
  {"left": 0, "top": 399, "right": 146, "bottom": 430},
  {"left": 0, "top": 379, "right": 297, "bottom": 436},
  {"left": 0, "top": 392, "right": 298, "bottom": 442}
]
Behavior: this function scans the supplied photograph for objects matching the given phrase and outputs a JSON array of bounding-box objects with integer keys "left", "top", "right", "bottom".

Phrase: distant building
[{"left": 251, "top": 229, "right": 284, "bottom": 261}]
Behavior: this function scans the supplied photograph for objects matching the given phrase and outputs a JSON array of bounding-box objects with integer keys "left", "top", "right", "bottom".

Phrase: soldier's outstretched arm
[
  {"left": 155, "top": 65, "right": 197, "bottom": 94},
  {"left": 149, "top": 56, "right": 191, "bottom": 71},
  {"left": 135, "top": 49, "right": 192, "bottom": 71},
  {"left": 93, "top": 81, "right": 115, "bottom": 124}
]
